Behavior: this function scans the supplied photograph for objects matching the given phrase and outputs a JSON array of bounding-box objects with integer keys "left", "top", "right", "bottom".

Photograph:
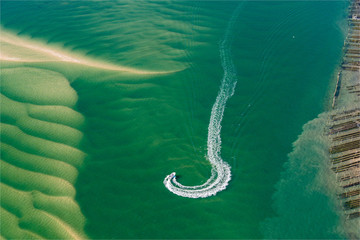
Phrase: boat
[{"left": 167, "top": 172, "right": 176, "bottom": 181}]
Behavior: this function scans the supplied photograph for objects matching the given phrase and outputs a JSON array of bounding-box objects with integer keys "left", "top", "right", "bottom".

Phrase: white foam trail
[{"left": 164, "top": 4, "right": 243, "bottom": 198}]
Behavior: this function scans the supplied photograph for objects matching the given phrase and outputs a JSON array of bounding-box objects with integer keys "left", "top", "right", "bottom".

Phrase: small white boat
[{"left": 167, "top": 172, "right": 176, "bottom": 181}]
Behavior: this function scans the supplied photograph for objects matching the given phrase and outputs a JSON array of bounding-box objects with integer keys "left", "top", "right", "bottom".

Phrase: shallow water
[{"left": 0, "top": 1, "right": 349, "bottom": 238}]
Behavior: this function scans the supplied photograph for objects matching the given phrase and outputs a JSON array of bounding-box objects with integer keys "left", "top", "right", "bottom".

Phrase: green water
[{"left": 1, "top": 1, "right": 348, "bottom": 238}]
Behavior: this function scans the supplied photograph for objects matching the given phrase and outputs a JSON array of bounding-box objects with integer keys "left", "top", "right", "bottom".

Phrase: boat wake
[{"left": 164, "top": 4, "right": 243, "bottom": 198}]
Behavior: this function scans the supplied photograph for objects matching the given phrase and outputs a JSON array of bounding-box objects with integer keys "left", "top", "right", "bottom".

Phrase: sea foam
[{"left": 164, "top": 3, "right": 243, "bottom": 198}]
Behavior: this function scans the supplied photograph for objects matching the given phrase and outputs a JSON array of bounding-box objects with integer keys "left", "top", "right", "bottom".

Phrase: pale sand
[
  {"left": 1, "top": 67, "right": 87, "bottom": 239},
  {"left": 0, "top": 29, "right": 182, "bottom": 75}
]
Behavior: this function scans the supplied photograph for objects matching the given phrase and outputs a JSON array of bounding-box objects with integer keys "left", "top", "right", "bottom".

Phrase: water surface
[{"left": 0, "top": 1, "right": 348, "bottom": 238}]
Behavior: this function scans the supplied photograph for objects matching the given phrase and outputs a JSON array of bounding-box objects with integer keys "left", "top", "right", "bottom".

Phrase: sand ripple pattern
[
  {"left": 164, "top": 4, "right": 242, "bottom": 198},
  {"left": 0, "top": 67, "right": 87, "bottom": 239}
]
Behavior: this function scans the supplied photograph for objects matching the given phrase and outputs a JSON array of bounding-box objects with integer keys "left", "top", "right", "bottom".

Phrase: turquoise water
[
  {"left": 261, "top": 113, "right": 343, "bottom": 239},
  {"left": 1, "top": 1, "right": 348, "bottom": 238}
]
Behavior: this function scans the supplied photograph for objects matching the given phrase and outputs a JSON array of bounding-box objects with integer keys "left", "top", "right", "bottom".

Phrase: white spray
[{"left": 164, "top": 4, "right": 243, "bottom": 198}]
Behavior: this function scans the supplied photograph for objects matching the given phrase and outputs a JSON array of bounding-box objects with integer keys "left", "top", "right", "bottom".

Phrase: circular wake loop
[{"left": 164, "top": 4, "right": 243, "bottom": 198}]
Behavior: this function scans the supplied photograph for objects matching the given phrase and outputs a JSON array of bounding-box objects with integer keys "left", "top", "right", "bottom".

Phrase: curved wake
[{"left": 164, "top": 4, "right": 242, "bottom": 198}]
